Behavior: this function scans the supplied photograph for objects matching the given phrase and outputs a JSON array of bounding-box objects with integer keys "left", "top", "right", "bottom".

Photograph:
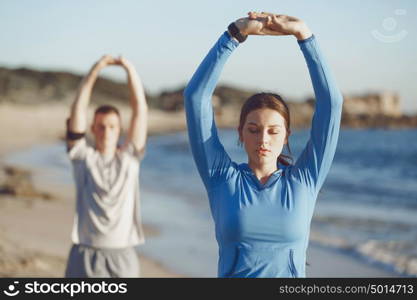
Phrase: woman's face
[{"left": 240, "top": 108, "right": 287, "bottom": 167}]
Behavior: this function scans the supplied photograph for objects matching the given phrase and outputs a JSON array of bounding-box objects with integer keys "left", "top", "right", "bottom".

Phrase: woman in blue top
[{"left": 184, "top": 12, "right": 343, "bottom": 278}]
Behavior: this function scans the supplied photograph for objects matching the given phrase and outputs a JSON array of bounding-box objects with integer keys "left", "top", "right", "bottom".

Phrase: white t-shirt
[{"left": 68, "top": 138, "right": 145, "bottom": 248}]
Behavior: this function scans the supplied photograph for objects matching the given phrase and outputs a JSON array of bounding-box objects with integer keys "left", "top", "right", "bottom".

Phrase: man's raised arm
[
  {"left": 117, "top": 57, "right": 148, "bottom": 155},
  {"left": 67, "top": 55, "right": 116, "bottom": 148}
]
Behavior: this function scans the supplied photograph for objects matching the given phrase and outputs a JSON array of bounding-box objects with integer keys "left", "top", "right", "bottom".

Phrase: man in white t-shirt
[{"left": 65, "top": 55, "right": 148, "bottom": 277}]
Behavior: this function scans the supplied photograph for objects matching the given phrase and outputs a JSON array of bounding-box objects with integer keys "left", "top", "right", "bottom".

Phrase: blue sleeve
[
  {"left": 291, "top": 35, "right": 344, "bottom": 195},
  {"left": 184, "top": 32, "right": 239, "bottom": 190}
]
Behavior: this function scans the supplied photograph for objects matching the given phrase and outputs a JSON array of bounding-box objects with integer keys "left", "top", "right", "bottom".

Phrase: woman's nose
[{"left": 259, "top": 131, "right": 269, "bottom": 144}]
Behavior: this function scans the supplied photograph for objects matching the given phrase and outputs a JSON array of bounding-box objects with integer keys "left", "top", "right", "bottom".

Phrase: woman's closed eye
[{"left": 247, "top": 128, "right": 280, "bottom": 135}]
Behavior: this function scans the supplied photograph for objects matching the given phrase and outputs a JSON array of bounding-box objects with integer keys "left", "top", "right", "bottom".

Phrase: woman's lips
[{"left": 257, "top": 148, "right": 270, "bottom": 155}]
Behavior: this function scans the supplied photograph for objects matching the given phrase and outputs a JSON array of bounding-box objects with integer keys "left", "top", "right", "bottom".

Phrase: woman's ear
[
  {"left": 284, "top": 129, "right": 291, "bottom": 144},
  {"left": 238, "top": 127, "right": 243, "bottom": 144}
]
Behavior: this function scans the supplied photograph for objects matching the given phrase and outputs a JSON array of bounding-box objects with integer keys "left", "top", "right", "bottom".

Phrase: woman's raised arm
[
  {"left": 257, "top": 12, "right": 343, "bottom": 194},
  {"left": 184, "top": 15, "right": 273, "bottom": 189}
]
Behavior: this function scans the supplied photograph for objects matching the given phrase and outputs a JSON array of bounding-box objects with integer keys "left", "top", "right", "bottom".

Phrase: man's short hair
[
  {"left": 94, "top": 105, "right": 121, "bottom": 118},
  {"left": 93, "top": 105, "right": 122, "bottom": 127}
]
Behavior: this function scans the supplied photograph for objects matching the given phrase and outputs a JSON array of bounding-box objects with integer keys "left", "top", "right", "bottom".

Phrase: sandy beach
[
  {"left": 0, "top": 103, "right": 184, "bottom": 277},
  {"left": 0, "top": 103, "right": 399, "bottom": 278}
]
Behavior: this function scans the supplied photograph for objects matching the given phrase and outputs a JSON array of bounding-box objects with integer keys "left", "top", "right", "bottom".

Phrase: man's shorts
[{"left": 65, "top": 244, "right": 140, "bottom": 278}]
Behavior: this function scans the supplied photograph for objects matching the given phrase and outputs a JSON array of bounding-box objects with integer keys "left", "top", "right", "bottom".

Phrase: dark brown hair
[
  {"left": 238, "top": 93, "right": 293, "bottom": 166},
  {"left": 93, "top": 105, "right": 121, "bottom": 125}
]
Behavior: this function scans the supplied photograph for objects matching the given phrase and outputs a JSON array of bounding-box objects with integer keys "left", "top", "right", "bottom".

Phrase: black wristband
[
  {"left": 66, "top": 130, "right": 85, "bottom": 141},
  {"left": 227, "top": 22, "right": 247, "bottom": 43}
]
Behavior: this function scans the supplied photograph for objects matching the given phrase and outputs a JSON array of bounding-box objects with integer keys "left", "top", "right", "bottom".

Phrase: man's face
[{"left": 91, "top": 112, "right": 121, "bottom": 153}]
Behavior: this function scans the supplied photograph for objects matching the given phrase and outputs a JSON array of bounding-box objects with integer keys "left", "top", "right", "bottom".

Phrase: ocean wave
[{"left": 310, "top": 227, "right": 417, "bottom": 277}]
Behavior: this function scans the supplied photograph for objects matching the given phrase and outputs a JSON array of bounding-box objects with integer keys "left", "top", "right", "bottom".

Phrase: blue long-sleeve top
[{"left": 184, "top": 32, "right": 343, "bottom": 278}]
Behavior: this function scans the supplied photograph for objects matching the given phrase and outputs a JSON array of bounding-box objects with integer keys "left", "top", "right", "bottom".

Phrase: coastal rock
[
  {"left": 158, "top": 87, "right": 184, "bottom": 111},
  {"left": 343, "top": 92, "right": 402, "bottom": 118},
  {"left": 0, "top": 165, "right": 51, "bottom": 200},
  {"left": 157, "top": 85, "right": 250, "bottom": 112}
]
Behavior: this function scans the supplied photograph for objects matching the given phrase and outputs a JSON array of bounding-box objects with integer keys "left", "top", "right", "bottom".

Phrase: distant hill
[
  {"left": 0, "top": 67, "right": 154, "bottom": 106},
  {"left": 1, "top": 66, "right": 416, "bottom": 128}
]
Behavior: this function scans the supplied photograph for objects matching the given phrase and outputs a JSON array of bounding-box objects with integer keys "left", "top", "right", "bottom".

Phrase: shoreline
[{"left": 0, "top": 103, "right": 184, "bottom": 277}]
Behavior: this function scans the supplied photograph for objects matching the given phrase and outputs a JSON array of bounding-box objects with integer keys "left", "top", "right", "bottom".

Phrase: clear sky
[{"left": 1, "top": 0, "right": 416, "bottom": 113}]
